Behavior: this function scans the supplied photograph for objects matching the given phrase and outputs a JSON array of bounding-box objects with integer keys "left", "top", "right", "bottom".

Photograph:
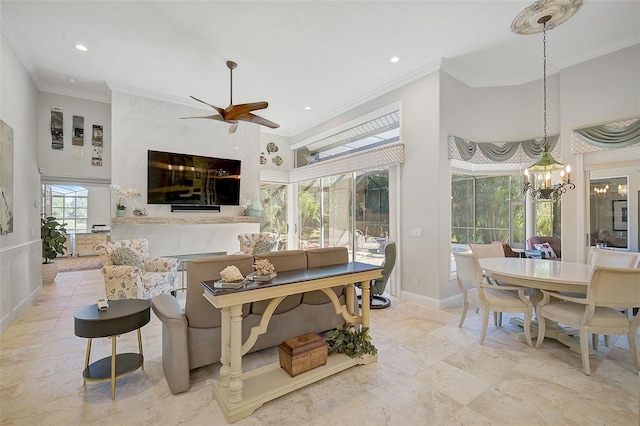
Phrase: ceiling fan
[{"left": 182, "top": 60, "right": 279, "bottom": 134}]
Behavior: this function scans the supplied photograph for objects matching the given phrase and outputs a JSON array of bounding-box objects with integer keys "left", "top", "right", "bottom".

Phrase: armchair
[
  {"left": 526, "top": 236, "right": 561, "bottom": 260},
  {"left": 94, "top": 238, "right": 179, "bottom": 300},
  {"left": 357, "top": 241, "right": 396, "bottom": 309}
]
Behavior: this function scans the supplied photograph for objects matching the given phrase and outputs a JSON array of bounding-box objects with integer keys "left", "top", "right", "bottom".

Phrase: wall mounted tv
[{"left": 147, "top": 150, "right": 241, "bottom": 206}]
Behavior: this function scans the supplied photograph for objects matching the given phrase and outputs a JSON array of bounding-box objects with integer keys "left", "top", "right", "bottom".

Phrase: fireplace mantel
[{"left": 111, "top": 216, "right": 261, "bottom": 226}]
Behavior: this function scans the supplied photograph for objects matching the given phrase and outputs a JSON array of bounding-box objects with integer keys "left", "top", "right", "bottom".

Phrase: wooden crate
[{"left": 278, "top": 333, "right": 328, "bottom": 377}]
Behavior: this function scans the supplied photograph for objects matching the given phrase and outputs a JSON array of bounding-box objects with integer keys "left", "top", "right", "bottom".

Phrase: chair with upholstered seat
[
  {"left": 237, "top": 232, "right": 280, "bottom": 255},
  {"left": 470, "top": 243, "right": 507, "bottom": 325},
  {"left": 356, "top": 241, "right": 396, "bottom": 309},
  {"left": 526, "top": 236, "right": 561, "bottom": 260},
  {"left": 94, "top": 238, "right": 179, "bottom": 300},
  {"left": 453, "top": 250, "right": 533, "bottom": 346},
  {"left": 535, "top": 265, "right": 640, "bottom": 375}
]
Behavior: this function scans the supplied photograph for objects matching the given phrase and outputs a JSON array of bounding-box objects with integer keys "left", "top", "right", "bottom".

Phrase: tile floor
[{"left": 1, "top": 269, "right": 638, "bottom": 425}]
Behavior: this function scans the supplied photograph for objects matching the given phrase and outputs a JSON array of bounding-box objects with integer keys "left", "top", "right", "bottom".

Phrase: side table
[{"left": 74, "top": 299, "right": 151, "bottom": 399}]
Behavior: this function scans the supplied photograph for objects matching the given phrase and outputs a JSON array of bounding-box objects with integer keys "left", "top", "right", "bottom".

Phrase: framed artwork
[
  {"left": 0, "top": 120, "right": 14, "bottom": 234},
  {"left": 612, "top": 200, "right": 627, "bottom": 231}
]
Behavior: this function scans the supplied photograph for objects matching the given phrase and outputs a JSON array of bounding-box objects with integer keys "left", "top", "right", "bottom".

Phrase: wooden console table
[{"left": 201, "top": 262, "right": 382, "bottom": 423}]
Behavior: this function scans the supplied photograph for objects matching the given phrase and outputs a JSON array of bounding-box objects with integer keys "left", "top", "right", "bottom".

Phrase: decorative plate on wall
[
  {"left": 273, "top": 156, "right": 283, "bottom": 166},
  {"left": 266, "top": 142, "right": 279, "bottom": 153},
  {"left": 260, "top": 155, "right": 267, "bottom": 165}
]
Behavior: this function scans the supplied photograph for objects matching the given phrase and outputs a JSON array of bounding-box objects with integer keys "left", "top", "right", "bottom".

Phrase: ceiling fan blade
[
  {"left": 188, "top": 96, "right": 225, "bottom": 116},
  {"left": 225, "top": 102, "right": 268, "bottom": 119},
  {"left": 235, "top": 112, "right": 280, "bottom": 129},
  {"left": 180, "top": 114, "right": 225, "bottom": 121}
]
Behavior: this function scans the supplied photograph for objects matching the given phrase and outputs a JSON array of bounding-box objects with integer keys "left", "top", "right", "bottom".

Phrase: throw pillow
[
  {"left": 534, "top": 242, "right": 557, "bottom": 259},
  {"left": 252, "top": 238, "right": 276, "bottom": 255},
  {"left": 111, "top": 247, "right": 145, "bottom": 270}
]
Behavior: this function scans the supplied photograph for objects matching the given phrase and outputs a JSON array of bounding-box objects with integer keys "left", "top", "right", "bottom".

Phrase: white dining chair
[
  {"left": 470, "top": 243, "right": 507, "bottom": 326},
  {"left": 587, "top": 248, "right": 640, "bottom": 349},
  {"left": 453, "top": 251, "right": 533, "bottom": 346},
  {"left": 535, "top": 265, "right": 640, "bottom": 376}
]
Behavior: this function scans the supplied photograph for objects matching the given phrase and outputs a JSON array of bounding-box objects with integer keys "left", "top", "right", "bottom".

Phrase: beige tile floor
[{"left": 1, "top": 269, "right": 638, "bottom": 425}]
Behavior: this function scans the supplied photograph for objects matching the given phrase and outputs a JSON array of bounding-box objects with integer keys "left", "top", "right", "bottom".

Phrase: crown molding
[{"left": 39, "top": 83, "right": 111, "bottom": 104}]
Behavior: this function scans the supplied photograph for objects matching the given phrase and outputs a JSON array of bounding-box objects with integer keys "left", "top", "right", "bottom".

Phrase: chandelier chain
[{"left": 542, "top": 21, "right": 548, "bottom": 151}]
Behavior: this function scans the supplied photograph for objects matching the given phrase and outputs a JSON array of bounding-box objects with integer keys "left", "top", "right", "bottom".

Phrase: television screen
[{"left": 147, "top": 150, "right": 241, "bottom": 206}]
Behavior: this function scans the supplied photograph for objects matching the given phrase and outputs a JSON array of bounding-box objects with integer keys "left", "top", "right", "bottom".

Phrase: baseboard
[{"left": 399, "top": 290, "right": 463, "bottom": 310}]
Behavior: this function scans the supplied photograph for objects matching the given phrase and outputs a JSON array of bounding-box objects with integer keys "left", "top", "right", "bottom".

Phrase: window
[
  {"left": 451, "top": 173, "right": 525, "bottom": 248},
  {"left": 42, "top": 185, "right": 88, "bottom": 233},
  {"left": 259, "top": 183, "right": 288, "bottom": 249},
  {"left": 296, "top": 169, "right": 389, "bottom": 266}
]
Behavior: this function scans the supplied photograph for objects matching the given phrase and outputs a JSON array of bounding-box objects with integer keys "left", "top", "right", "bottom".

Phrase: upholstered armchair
[
  {"left": 526, "top": 236, "right": 561, "bottom": 260},
  {"left": 237, "top": 232, "right": 280, "bottom": 255},
  {"left": 94, "top": 238, "right": 179, "bottom": 300}
]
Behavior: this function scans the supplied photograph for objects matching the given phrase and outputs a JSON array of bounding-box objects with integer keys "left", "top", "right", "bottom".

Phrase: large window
[
  {"left": 451, "top": 173, "right": 525, "bottom": 248},
  {"left": 259, "top": 183, "right": 288, "bottom": 249},
  {"left": 42, "top": 185, "right": 88, "bottom": 233},
  {"left": 296, "top": 169, "right": 389, "bottom": 265}
]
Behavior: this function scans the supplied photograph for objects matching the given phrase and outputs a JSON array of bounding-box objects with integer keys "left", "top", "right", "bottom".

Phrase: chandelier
[{"left": 512, "top": 0, "right": 582, "bottom": 200}]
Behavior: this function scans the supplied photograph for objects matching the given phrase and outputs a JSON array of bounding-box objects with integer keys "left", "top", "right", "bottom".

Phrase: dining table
[{"left": 479, "top": 257, "right": 593, "bottom": 353}]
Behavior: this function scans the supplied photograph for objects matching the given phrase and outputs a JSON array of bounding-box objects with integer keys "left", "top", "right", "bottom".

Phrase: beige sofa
[{"left": 151, "top": 247, "right": 353, "bottom": 394}]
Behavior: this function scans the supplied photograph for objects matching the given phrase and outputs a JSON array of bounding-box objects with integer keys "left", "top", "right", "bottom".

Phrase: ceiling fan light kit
[{"left": 182, "top": 60, "right": 279, "bottom": 134}]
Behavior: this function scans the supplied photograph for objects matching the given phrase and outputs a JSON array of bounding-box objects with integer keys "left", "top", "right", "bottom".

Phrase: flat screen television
[{"left": 147, "top": 150, "right": 241, "bottom": 206}]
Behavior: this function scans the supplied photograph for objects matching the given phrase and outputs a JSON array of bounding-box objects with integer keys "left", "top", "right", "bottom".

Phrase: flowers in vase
[{"left": 111, "top": 184, "right": 141, "bottom": 211}]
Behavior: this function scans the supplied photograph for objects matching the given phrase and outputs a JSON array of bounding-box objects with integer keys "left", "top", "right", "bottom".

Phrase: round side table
[{"left": 74, "top": 299, "right": 151, "bottom": 399}]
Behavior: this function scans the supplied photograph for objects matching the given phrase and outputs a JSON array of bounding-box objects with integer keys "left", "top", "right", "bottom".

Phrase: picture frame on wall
[{"left": 612, "top": 200, "right": 627, "bottom": 231}]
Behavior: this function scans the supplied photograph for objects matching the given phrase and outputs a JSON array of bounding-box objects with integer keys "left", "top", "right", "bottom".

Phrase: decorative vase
[
  {"left": 116, "top": 209, "right": 125, "bottom": 217},
  {"left": 41, "top": 262, "right": 58, "bottom": 283}
]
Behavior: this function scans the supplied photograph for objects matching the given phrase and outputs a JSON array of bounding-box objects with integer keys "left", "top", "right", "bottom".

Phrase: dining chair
[
  {"left": 452, "top": 251, "right": 533, "bottom": 346},
  {"left": 469, "top": 243, "right": 507, "bottom": 326},
  {"left": 535, "top": 265, "right": 640, "bottom": 376},
  {"left": 587, "top": 248, "right": 640, "bottom": 349}
]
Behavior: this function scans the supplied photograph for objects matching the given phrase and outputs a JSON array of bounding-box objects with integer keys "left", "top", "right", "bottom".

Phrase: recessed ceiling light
[
  {"left": 73, "top": 43, "right": 88, "bottom": 52},
  {"left": 67, "top": 77, "right": 77, "bottom": 83},
  {"left": 234, "top": 146, "right": 239, "bottom": 150},
  {"left": 390, "top": 56, "right": 400, "bottom": 63},
  {"left": 304, "top": 106, "right": 311, "bottom": 111}
]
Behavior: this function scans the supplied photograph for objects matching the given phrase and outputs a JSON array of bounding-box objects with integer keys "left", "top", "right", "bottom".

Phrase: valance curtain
[
  {"left": 451, "top": 135, "right": 558, "bottom": 162},
  {"left": 574, "top": 119, "right": 640, "bottom": 148}
]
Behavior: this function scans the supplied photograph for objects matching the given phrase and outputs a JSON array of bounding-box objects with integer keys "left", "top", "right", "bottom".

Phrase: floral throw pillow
[
  {"left": 534, "top": 242, "right": 557, "bottom": 259},
  {"left": 111, "top": 247, "right": 145, "bottom": 270},
  {"left": 252, "top": 238, "right": 276, "bottom": 255}
]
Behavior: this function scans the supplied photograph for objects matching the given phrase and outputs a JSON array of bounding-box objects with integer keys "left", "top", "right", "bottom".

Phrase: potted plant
[
  {"left": 116, "top": 198, "right": 126, "bottom": 217},
  {"left": 41, "top": 215, "right": 67, "bottom": 283},
  {"left": 325, "top": 323, "right": 377, "bottom": 358}
]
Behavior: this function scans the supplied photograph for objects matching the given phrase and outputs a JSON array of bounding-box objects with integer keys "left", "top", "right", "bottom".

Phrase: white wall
[
  {"left": 0, "top": 33, "right": 42, "bottom": 333},
  {"left": 559, "top": 44, "right": 640, "bottom": 262},
  {"left": 109, "top": 92, "right": 261, "bottom": 256},
  {"left": 38, "top": 92, "right": 111, "bottom": 181}
]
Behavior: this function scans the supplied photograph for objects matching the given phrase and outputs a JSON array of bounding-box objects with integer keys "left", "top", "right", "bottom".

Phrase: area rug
[{"left": 55, "top": 255, "right": 103, "bottom": 272}]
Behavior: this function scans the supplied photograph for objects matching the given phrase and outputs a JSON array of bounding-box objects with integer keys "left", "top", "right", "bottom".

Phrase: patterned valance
[
  {"left": 571, "top": 117, "right": 640, "bottom": 154},
  {"left": 448, "top": 135, "right": 559, "bottom": 164},
  {"left": 574, "top": 118, "right": 640, "bottom": 148}
]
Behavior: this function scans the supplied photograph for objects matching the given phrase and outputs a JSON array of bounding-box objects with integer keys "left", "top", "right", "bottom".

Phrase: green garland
[{"left": 325, "top": 324, "right": 377, "bottom": 358}]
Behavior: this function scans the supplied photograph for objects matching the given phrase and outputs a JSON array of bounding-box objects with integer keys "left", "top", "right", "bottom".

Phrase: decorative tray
[
  {"left": 213, "top": 278, "right": 250, "bottom": 289},
  {"left": 247, "top": 272, "right": 277, "bottom": 282}
]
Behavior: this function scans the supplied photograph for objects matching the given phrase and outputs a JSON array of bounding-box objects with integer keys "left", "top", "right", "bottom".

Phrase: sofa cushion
[
  {"left": 254, "top": 250, "right": 307, "bottom": 272},
  {"left": 305, "top": 246, "right": 348, "bottom": 268},
  {"left": 238, "top": 233, "right": 279, "bottom": 255},
  {"left": 110, "top": 247, "right": 145, "bottom": 270},
  {"left": 186, "top": 254, "right": 255, "bottom": 329}
]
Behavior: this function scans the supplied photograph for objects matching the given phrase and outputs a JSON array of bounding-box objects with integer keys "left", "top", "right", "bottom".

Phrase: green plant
[
  {"left": 116, "top": 198, "right": 126, "bottom": 210},
  {"left": 41, "top": 215, "right": 67, "bottom": 264},
  {"left": 325, "top": 323, "right": 377, "bottom": 358}
]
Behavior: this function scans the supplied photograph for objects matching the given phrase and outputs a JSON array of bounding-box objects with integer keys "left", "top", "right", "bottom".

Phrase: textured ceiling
[{"left": 1, "top": 1, "right": 638, "bottom": 138}]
